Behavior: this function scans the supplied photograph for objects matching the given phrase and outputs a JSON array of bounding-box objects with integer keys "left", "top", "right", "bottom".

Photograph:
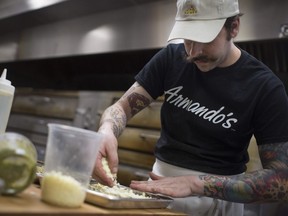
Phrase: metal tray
[
  {"left": 86, "top": 187, "right": 173, "bottom": 209},
  {"left": 35, "top": 163, "right": 173, "bottom": 209}
]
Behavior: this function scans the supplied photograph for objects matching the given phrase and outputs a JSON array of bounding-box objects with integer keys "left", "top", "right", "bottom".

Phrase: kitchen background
[
  {"left": 0, "top": 0, "right": 287, "bottom": 90},
  {"left": 0, "top": 0, "right": 287, "bottom": 186}
]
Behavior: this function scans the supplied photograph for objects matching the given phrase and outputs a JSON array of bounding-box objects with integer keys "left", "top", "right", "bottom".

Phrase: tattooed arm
[
  {"left": 93, "top": 82, "right": 153, "bottom": 186},
  {"left": 130, "top": 142, "right": 288, "bottom": 203},
  {"left": 200, "top": 142, "right": 288, "bottom": 203},
  {"left": 98, "top": 82, "right": 152, "bottom": 136}
]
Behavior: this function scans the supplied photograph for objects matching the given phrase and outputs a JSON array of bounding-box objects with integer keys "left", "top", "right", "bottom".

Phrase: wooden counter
[{"left": 0, "top": 185, "right": 187, "bottom": 216}]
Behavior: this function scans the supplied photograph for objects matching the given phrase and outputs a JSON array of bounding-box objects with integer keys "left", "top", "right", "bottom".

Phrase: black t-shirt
[{"left": 135, "top": 43, "right": 288, "bottom": 175}]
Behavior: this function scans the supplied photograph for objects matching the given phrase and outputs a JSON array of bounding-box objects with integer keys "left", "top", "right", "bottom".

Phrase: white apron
[{"left": 152, "top": 159, "right": 244, "bottom": 216}]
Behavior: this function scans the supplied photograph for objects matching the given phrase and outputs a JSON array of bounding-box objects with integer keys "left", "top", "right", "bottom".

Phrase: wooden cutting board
[{"left": 0, "top": 184, "right": 187, "bottom": 216}]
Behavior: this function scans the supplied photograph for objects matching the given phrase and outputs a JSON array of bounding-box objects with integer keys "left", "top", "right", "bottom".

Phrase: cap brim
[{"left": 168, "top": 19, "right": 226, "bottom": 43}]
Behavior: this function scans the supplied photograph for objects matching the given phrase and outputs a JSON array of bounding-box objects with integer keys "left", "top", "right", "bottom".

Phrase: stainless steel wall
[
  {"left": 16, "top": 0, "right": 175, "bottom": 60},
  {"left": 0, "top": 0, "right": 287, "bottom": 62}
]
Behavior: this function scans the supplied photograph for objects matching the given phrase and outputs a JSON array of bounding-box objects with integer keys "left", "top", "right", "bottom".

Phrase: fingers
[
  {"left": 130, "top": 173, "right": 163, "bottom": 194},
  {"left": 91, "top": 131, "right": 119, "bottom": 187},
  {"left": 92, "top": 150, "right": 117, "bottom": 187},
  {"left": 106, "top": 152, "right": 119, "bottom": 175},
  {"left": 130, "top": 179, "right": 171, "bottom": 196},
  {"left": 130, "top": 180, "right": 156, "bottom": 193},
  {"left": 100, "top": 134, "right": 119, "bottom": 176},
  {"left": 130, "top": 175, "right": 195, "bottom": 198},
  {"left": 92, "top": 155, "right": 113, "bottom": 186}
]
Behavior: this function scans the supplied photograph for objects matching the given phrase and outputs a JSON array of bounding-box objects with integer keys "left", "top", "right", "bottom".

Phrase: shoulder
[
  {"left": 240, "top": 49, "right": 274, "bottom": 77},
  {"left": 147, "top": 43, "right": 188, "bottom": 69},
  {"left": 240, "top": 49, "right": 270, "bottom": 72},
  {"left": 165, "top": 43, "right": 185, "bottom": 55},
  {"left": 163, "top": 43, "right": 186, "bottom": 59},
  {"left": 239, "top": 49, "right": 283, "bottom": 88}
]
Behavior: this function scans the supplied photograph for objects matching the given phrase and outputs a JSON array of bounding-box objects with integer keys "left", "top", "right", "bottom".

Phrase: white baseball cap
[{"left": 168, "top": 0, "right": 240, "bottom": 43}]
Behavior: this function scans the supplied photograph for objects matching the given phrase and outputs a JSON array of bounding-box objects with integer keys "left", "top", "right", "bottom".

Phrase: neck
[{"left": 219, "top": 43, "right": 241, "bottom": 68}]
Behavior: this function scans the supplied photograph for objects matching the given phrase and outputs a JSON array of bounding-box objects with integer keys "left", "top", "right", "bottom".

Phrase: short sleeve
[{"left": 253, "top": 78, "right": 288, "bottom": 144}]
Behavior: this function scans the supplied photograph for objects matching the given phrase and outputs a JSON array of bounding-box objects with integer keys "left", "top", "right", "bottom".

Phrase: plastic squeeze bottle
[{"left": 0, "top": 68, "right": 15, "bottom": 134}]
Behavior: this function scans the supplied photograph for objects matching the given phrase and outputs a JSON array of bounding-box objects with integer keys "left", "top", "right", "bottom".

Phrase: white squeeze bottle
[{"left": 0, "top": 68, "right": 15, "bottom": 134}]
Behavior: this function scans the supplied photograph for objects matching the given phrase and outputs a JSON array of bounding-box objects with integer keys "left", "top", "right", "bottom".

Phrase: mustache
[{"left": 186, "top": 55, "right": 210, "bottom": 63}]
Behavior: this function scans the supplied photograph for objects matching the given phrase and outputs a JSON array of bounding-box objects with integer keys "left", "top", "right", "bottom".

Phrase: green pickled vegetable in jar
[{"left": 0, "top": 132, "right": 37, "bottom": 195}]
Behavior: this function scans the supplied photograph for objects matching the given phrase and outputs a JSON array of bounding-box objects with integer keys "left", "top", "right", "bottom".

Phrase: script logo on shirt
[{"left": 164, "top": 86, "right": 238, "bottom": 129}]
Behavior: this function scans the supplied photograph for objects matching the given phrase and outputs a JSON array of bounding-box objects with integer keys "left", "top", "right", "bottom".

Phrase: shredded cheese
[
  {"left": 97, "top": 158, "right": 150, "bottom": 199},
  {"left": 101, "top": 158, "right": 117, "bottom": 184},
  {"left": 41, "top": 171, "right": 86, "bottom": 207},
  {"left": 89, "top": 182, "right": 151, "bottom": 199}
]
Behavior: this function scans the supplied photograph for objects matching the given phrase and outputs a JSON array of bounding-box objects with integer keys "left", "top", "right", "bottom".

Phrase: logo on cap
[{"left": 184, "top": 5, "right": 197, "bottom": 16}]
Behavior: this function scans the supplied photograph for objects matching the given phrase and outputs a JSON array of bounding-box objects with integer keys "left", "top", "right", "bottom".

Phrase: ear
[{"left": 231, "top": 18, "right": 240, "bottom": 38}]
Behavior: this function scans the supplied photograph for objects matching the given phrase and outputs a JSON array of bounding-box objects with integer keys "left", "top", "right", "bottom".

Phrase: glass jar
[{"left": 0, "top": 132, "right": 37, "bottom": 195}]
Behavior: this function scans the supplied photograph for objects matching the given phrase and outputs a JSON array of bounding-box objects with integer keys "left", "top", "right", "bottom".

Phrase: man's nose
[{"left": 188, "top": 42, "right": 203, "bottom": 57}]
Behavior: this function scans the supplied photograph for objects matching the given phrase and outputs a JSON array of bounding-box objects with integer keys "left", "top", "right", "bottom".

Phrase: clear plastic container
[
  {"left": 0, "top": 69, "right": 15, "bottom": 134},
  {"left": 41, "top": 124, "right": 103, "bottom": 207}
]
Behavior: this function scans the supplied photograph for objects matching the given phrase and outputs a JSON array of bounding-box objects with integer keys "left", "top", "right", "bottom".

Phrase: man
[{"left": 94, "top": 0, "right": 288, "bottom": 215}]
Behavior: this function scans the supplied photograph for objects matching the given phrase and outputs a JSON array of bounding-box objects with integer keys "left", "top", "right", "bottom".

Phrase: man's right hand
[{"left": 92, "top": 129, "right": 119, "bottom": 187}]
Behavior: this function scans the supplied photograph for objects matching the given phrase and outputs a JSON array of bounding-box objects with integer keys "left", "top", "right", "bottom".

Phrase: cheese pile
[
  {"left": 89, "top": 182, "right": 150, "bottom": 199},
  {"left": 41, "top": 171, "right": 86, "bottom": 208}
]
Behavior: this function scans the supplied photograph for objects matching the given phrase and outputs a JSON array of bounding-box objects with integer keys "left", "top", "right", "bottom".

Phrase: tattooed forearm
[
  {"left": 198, "top": 142, "right": 288, "bottom": 203},
  {"left": 100, "top": 105, "right": 127, "bottom": 138},
  {"left": 99, "top": 82, "right": 151, "bottom": 138},
  {"left": 127, "top": 92, "right": 150, "bottom": 116},
  {"left": 200, "top": 168, "right": 288, "bottom": 203}
]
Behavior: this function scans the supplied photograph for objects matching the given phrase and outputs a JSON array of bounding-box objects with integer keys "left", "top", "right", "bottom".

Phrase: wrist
[
  {"left": 98, "top": 122, "right": 114, "bottom": 135},
  {"left": 189, "top": 175, "right": 205, "bottom": 196}
]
